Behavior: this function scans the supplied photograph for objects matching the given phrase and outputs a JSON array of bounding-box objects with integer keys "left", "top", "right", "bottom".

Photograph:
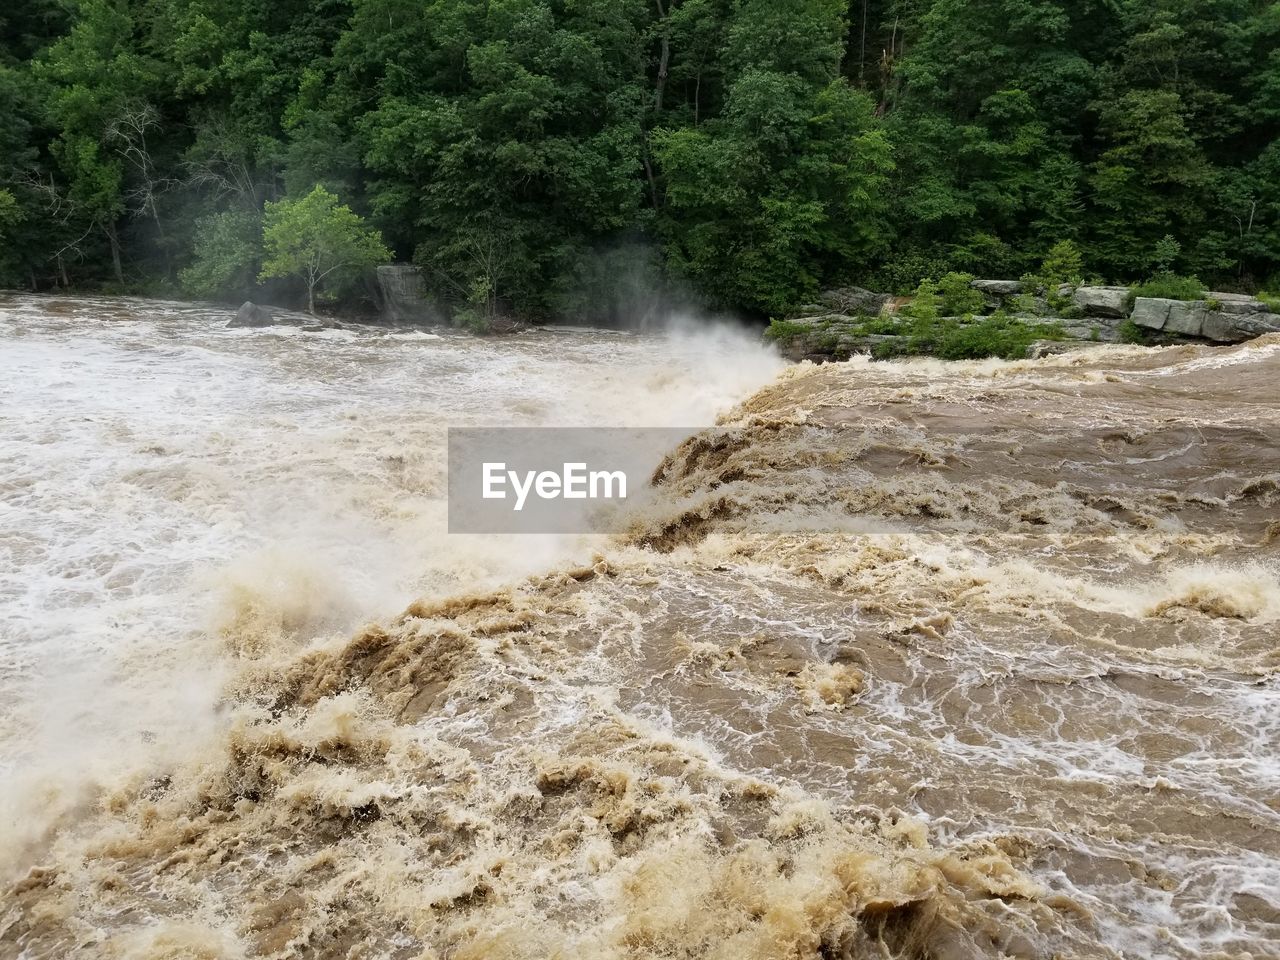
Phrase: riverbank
[{"left": 767, "top": 278, "right": 1280, "bottom": 363}]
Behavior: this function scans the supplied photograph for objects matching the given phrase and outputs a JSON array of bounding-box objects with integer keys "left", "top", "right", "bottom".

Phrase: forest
[{"left": 1, "top": 0, "right": 1278, "bottom": 322}]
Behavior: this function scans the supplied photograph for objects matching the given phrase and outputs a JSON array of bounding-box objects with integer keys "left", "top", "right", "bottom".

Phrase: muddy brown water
[{"left": 1, "top": 296, "right": 1277, "bottom": 958}]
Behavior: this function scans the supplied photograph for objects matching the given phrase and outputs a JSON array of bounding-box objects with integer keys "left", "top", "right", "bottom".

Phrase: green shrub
[
  {"left": 1129, "top": 273, "right": 1205, "bottom": 302},
  {"left": 873, "top": 311, "right": 1058, "bottom": 361},
  {"left": 1039, "top": 240, "right": 1085, "bottom": 287},
  {"left": 1258, "top": 291, "right": 1280, "bottom": 313},
  {"left": 934, "top": 312, "right": 1061, "bottom": 360},
  {"left": 1119, "top": 319, "right": 1147, "bottom": 344},
  {"left": 764, "top": 318, "right": 810, "bottom": 341},
  {"left": 1153, "top": 235, "right": 1181, "bottom": 275},
  {"left": 1020, "top": 240, "right": 1085, "bottom": 312},
  {"left": 1009, "top": 292, "right": 1040, "bottom": 315},
  {"left": 902, "top": 278, "right": 941, "bottom": 322},
  {"left": 937, "top": 271, "right": 985, "bottom": 316},
  {"left": 863, "top": 251, "right": 954, "bottom": 296},
  {"left": 855, "top": 314, "right": 900, "bottom": 335}
]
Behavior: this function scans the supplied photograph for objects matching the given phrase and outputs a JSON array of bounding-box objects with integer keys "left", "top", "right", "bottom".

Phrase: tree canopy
[{"left": 1, "top": 0, "right": 1278, "bottom": 316}]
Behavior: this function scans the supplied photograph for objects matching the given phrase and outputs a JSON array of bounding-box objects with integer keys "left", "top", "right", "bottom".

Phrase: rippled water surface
[{"left": 1, "top": 295, "right": 1277, "bottom": 959}]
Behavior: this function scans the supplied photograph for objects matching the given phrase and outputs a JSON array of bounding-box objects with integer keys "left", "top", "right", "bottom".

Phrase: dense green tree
[
  {"left": 655, "top": 0, "right": 891, "bottom": 314},
  {"left": 884, "top": 0, "right": 1105, "bottom": 275},
  {"left": 179, "top": 210, "right": 262, "bottom": 298},
  {"left": 3, "top": 0, "right": 1280, "bottom": 310}
]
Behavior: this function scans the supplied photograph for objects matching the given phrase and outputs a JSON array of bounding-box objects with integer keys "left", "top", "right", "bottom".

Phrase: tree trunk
[
  {"left": 859, "top": 0, "right": 868, "bottom": 84},
  {"left": 307, "top": 282, "right": 316, "bottom": 315},
  {"left": 653, "top": 0, "right": 670, "bottom": 114},
  {"left": 151, "top": 205, "right": 172, "bottom": 279},
  {"left": 641, "top": 144, "right": 661, "bottom": 211}
]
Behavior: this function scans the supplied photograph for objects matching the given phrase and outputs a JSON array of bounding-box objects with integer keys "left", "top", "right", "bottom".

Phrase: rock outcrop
[
  {"left": 376, "top": 264, "right": 440, "bottom": 324},
  {"left": 971, "top": 279, "right": 1024, "bottom": 297},
  {"left": 1131, "top": 297, "right": 1280, "bottom": 343},
  {"left": 770, "top": 282, "right": 1280, "bottom": 364},
  {"left": 814, "top": 286, "right": 892, "bottom": 316}
]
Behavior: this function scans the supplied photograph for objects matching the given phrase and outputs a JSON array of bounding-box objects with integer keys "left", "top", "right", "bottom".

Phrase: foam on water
[
  {"left": 3, "top": 297, "right": 1279, "bottom": 960},
  {"left": 0, "top": 294, "right": 782, "bottom": 877}
]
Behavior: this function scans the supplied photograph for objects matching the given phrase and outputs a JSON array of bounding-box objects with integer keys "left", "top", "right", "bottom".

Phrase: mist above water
[{"left": 0, "top": 294, "right": 782, "bottom": 877}]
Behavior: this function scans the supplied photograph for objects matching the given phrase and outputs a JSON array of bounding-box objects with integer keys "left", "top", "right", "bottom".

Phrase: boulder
[
  {"left": 1130, "top": 298, "right": 1175, "bottom": 331},
  {"left": 485, "top": 316, "right": 530, "bottom": 335},
  {"left": 1131, "top": 299, "right": 1209, "bottom": 336},
  {"left": 228, "top": 301, "right": 275, "bottom": 328},
  {"left": 1131, "top": 298, "right": 1280, "bottom": 342},
  {"left": 971, "top": 279, "right": 1024, "bottom": 297},
  {"left": 817, "top": 286, "right": 891, "bottom": 316},
  {"left": 1062, "top": 318, "right": 1125, "bottom": 342},
  {"left": 1072, "top": 286, "right": 1130, "bottom": 318},
  {"left": 1025, "top": 340, "right": 1113, "bottom": 359}
]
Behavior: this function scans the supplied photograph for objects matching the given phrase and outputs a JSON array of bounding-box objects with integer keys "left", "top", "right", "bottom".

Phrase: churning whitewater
[{"left": 1, "top": 294, "right": 1278, "bottom": 960}]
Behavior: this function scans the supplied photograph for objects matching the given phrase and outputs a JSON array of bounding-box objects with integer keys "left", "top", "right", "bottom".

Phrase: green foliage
[
  {"left": 901, "top": 279, "right": 940, "bottom": 323},
  {"left": 0, "top": 189, "right": 21, "bottom": 236},
  {"left": 873, "top": 311, "right": 1060, "bottom": 361},
  {"left": 1119, "top": 319, "right": 1148, "bottom": 344},
  {"left": 1259, "top": 292, "right": 1280, "bottom": 313},
  {"left": 1039, "top": 240, "right": 1085, "bottom": 288},
  {"left": 764, "top": 318, "right": 812, "bottom": 341},
  {"left": 1130, "top": 274, "right": 1205, "bottom": 302},
  {"left": 901, "top": 273, "right": 985, "bottom": 320},
  {"left": 653, "top": 4, "right": 893, "bottom": 316},
  {"left": 260, "top": 186, "right": 391, "bottom": 313},
  {"left": 179, "top": 211, "right": 261, "bottom": 300},
  {"left": 936, "top": 272, "right": 985, "bottom": 316},
  {"left": 1018, "top": 239, "right": 1086, "bottom": 311},
  {"left": 2, "top": 0, "right": 1279, "bottom": 313},
  {"left": 1153, "top": 235, "right": 1181, "bottom": 275}
]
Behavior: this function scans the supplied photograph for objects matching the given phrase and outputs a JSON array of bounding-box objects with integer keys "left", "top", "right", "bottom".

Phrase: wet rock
[
  {"left": 228, "top": 301, "right": 275, "bottom": 328},
  {"left": 1025, "top": 339, "right": 1114, "bottom": 359},
  {"left": 772, "top": 315, "right": 894, "bottom": 362},
  {"left": 1201, "top": 310, "right": 1280, "bottom": 343},
  {"left": 1022, "top": 316, "right": 1123, "bottom": 342},
  {"left": 1131, "top": 297, "right": 1280, "bottom": 342},
  {"left": 1072, "top": 286, "right": 1130, "bottom": 318},
  {"left": 485, "top": 316, "right": 530, "bottom": 336}
]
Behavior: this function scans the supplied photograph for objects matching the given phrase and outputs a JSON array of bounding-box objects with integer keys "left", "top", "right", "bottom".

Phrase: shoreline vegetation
[
  {"left": 766, "top": 242, "right": 1280, "bottom": 361},
  {"left": 2, "top": 1, "right": 1279, "bottom": 332}
]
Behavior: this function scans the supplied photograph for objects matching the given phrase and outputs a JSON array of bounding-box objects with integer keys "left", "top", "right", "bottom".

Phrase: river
[{"left": 1, "top": 294, "right": 1277, "bottom": 959}]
